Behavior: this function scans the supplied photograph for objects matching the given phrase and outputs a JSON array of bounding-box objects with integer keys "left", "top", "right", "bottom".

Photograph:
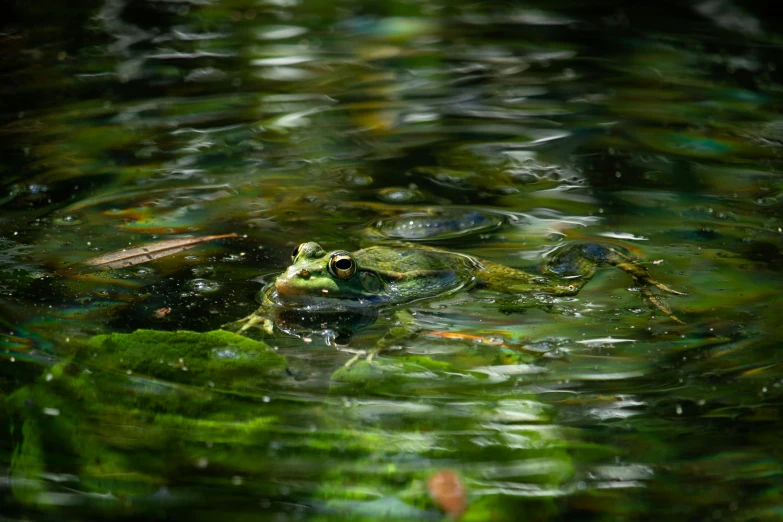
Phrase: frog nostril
[{"left": 299, "top": 269, "right": 311, "bottom": 279}]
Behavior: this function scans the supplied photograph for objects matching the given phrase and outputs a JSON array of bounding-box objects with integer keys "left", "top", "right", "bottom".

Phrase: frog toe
[
  {"left": 365, "top": 346, "right": 383, "bottom": 365},
  {"left": 223, "top": 313, "right": 273, "bottom": 335},
  {"left": 342, "top": 349, "right": 367, "bottom": 369},
  {"left": 641, "top": 287, "right": 685, "bottom": 324},
  {"left": 651, "top": 279, "right": 686, "bottom": 296}
]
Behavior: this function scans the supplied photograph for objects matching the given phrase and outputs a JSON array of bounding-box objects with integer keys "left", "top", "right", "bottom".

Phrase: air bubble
[{"left": 188, "top": 278, "right": 221, "bottom": 293}]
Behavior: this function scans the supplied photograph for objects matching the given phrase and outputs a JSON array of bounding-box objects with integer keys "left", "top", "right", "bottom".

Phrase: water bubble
[
  {"left": 345, "top": 172, "right": 373, "bottom": 186},
  {"left": 54, "top": 214, "right": 83, "bottom": 226},
  {"left": 134, "top": 267, "right": 155, "bottom": 277},
  {"left": 192, "top": 265, "right": 215, "bottom": 277},
  {"left": 377, "top": 187, "right": 425, "bottom": 203},
  {"left": 188, "top": 278, "right": 220, "bottom": 293}
]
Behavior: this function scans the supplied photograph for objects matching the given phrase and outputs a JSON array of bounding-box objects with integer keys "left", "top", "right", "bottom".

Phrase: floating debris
[
  {"left": 69, "top": 234, "right": 237, "bottom": 272},
  {"left": 428, "top": 469, "right": 467, "bottom": 518}
]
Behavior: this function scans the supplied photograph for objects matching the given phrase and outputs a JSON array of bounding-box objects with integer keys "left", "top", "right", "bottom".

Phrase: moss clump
[
  {"left": 5, "top": 330, "right": 288, "bottom": 508},
  {"left": 83, "top": 329, "right": 286, "bottom": 389}
]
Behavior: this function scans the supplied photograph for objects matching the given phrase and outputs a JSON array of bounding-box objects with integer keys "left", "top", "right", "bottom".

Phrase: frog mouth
[
  {"left": 273, "top": 279, "right": 347, "bottom": 300},
  {"left": 274, "top": 279, "right": 310, "bottom": 297},
  {"left": 269, "top": 286, "right": 386, "bottom": 310}
]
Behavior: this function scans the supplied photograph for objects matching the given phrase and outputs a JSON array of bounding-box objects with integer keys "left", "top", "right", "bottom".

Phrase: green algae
[
  {"left": 5, "top": 329, "right": 288, "bottom": 509},
  {"left": 83, "top": 329, "right": 286, "bottom": 389}
]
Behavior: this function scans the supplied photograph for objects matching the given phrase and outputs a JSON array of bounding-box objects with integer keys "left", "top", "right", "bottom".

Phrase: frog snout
[
  {"left": 281, "top": 266, "right": 310, "bottom": 280},
  {"left": 275, "top": 267, "right": 312, "bottom": 295}
]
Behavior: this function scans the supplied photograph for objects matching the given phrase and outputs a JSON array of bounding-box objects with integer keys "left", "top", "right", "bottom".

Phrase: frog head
[{"left": 274, "top": 242, "right": 385, "bottom": 303}]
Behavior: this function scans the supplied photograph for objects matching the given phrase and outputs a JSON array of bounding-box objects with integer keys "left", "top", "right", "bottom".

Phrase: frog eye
[
  {"left": 328, "top": 252, "right": 356, "bottom": 279},
  {"left": 291, "top": 243, "right": 303, "bottom": 262}
]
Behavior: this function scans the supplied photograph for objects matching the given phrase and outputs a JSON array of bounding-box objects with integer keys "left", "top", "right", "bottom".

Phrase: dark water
[{"left": 2, "top": 1, "right": 783, "bottom": 520}]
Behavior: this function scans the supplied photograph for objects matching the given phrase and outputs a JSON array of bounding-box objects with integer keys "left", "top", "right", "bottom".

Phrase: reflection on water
[{"left": 2, "top": 0, "right": 783, "bottom": 520}]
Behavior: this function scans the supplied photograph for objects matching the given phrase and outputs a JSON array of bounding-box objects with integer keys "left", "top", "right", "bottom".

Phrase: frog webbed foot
[
  {"left": 380, "top": 310, "right": 421, "bottom": 345},
  {"left": 222, "top": 310, "right": 274, "bottom": 335},
  {"left": 611, "top": 256, "right": 685, "bottom": 324},
  {"left": 342, "top": 346, "right": 385, "bottom": 369},
  {"left": 544, "top": 242, "right": 685, "bottom": 323},
  {"left": 636, "top": 284, "right": 685, "bottom": 324}
]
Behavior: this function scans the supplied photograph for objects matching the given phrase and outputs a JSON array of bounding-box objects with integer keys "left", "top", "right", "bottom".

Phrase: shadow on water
[{"left": 2, "top": 0, "right": 783, "bottom": 520}]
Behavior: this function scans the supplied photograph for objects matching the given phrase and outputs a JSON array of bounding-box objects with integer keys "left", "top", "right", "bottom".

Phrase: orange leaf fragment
[
  {"left": 428, "top": 469, "right": 466, "bottom": 518},
  {"left": 425, "top": 331, "right": 505, "bottom": 346}
]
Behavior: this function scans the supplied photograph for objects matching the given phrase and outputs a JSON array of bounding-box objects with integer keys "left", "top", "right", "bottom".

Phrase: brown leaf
[
  {"left": 154, "top": 307, "right": 172, "bottom": 318},
  {"left": 68, "top": 233, "right": 238, "bottom": 272},
  {"left": 428, "top": 469, "right": 466, "bottom": 518}
]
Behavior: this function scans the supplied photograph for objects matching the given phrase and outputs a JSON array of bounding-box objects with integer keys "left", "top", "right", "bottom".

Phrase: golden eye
[
  {"left": 291, "top": 243, "right": 303, "bottom": 262},
  {"left": 328, "top": 252, "right": 356, "bottom": 279}
]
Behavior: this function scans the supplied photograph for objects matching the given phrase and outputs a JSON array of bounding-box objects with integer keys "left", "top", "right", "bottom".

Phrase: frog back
[{"left": 354, "top": 246, "right": 480, "bottom": 305}]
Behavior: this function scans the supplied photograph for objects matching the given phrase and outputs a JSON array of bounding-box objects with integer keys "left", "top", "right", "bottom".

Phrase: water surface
[{"left": 2, "top": 1, "right": 783, "bottom": 520}]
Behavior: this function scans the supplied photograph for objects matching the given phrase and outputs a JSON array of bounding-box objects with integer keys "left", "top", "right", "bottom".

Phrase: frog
[{"left": 229, "top": 241, "right": 683, "bottom": 365}]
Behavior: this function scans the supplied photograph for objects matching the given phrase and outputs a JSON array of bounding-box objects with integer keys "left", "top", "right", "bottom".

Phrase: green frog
[{"left": 230, "top": 241, "right": 683, "bottom": 365}]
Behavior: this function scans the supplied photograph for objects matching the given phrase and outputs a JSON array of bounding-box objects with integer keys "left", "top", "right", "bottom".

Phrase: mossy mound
[{"left": 82, "top": 329, "right": 286, "bottom": 389}]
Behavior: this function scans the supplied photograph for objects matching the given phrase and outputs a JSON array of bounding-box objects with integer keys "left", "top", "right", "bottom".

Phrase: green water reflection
[{"left": 2, "top": 0, "right": 783, "bottom": 520}]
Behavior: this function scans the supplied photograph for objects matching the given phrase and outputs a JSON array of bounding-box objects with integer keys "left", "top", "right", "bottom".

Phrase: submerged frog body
[{"left": 232, "top": 241, "right": 683, "bottom": 351}]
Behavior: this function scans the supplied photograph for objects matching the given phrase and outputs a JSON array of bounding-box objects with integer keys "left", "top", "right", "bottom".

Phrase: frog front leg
[
  {"left": 223, "top": 307, "right": 274, "bottom": 335},
  {"left": 344, "top": 309, "right": 420, "bottom": 368}
]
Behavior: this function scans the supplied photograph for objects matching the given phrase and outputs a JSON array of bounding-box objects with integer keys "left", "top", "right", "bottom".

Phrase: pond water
[{"left": 2, "top": 1, "right": 783, "bottom": 520}]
